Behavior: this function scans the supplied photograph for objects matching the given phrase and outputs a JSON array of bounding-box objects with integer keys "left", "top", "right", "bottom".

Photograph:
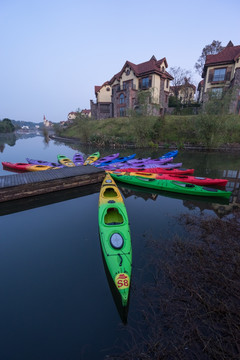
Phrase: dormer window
[
  {"left": 162, "top": 66, "right": 165, "bottom": 72},
  {"left": 106, "top": 87, "right": 110, "bottom": 91},
  {"left": 125, "top": 68, "right": 130, "bottom": 75}
]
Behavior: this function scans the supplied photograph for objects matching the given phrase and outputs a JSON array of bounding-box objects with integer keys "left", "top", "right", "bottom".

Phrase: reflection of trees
[
  {"left": 43, "top": 127, "right": 50, "bottom": 145},
  {"left": 0, "top": 133, "right": 17, "bottom": 148}
]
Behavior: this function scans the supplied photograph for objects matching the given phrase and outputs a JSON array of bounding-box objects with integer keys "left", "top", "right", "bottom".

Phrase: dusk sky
[{"left": 1, "top": 0, "right": 239, "bottom": 123}]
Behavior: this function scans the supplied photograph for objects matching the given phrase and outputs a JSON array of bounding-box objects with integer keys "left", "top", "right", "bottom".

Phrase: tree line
[{"left": 0, "top": 118, "right": 15, "bottom": 133}]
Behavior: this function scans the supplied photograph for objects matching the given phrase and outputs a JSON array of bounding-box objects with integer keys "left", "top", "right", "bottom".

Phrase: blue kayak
[
  {"left": 96, "top": 154, "right": 136, "bottom": 167},
  {"left": 159, "top": 150, "right": 178, "bottom": 159}
]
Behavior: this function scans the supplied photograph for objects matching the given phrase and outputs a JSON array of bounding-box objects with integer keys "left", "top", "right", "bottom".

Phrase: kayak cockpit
[
  {"left": 103, "top": 187, "right": 118, "bottom": 198},
  {"left": 104, "top": 208, "right": 123, "bottom": 225}
]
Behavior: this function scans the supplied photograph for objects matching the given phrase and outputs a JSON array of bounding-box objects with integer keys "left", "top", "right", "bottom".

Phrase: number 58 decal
[{"left": 115, "top": 273, "right": 130, "bottom": 289}]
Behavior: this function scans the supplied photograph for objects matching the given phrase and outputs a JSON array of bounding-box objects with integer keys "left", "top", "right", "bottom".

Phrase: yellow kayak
[
  {"left": 84, "top": 151, "right": 100, "bottom": 165},
  {"left": 27, "top": 164, "right": 60, "bottom": 171}
]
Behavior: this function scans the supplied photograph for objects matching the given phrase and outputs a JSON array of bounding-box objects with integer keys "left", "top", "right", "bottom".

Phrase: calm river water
[{"left": 0, "top": 132, "right": 239, "bottom": 359}]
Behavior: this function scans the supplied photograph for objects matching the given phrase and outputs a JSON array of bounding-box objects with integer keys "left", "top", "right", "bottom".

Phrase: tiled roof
[
  {"left": 95, "top": 55, "right": 173, "bottom": 91},
  {"left": 94, "top": 86, "right": 101, "bottom": 94},
  {"left": 120, "top": 56, "right": 172, "bottom": 79},
  {"left": 205, "top": 43, "right": 240, "bottom": 65},
  {"left": 95, "top": 81, "right": 111, "bottom": 94}
]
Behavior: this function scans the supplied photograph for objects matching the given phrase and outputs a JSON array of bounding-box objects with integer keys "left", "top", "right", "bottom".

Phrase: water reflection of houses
[
  {"left": 120, "top": 187, "right": 158, "bottom": 201},
  {"left": 119, "top": 172, "right": 240, "bottom": 218}
]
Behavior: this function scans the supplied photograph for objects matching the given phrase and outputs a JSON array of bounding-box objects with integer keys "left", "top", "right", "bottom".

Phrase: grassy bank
[{"left": 55, "top": 114, "right": 240, "bottom": 149}]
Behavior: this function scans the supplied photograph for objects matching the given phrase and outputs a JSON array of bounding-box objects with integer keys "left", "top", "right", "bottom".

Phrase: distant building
[
  {"left": 67, "top": 112, "right": 77, "bottom": 121},
  {"left": 90, "top": 55, "right": 173, "bottom": 120},
  {"left": 81, "top": 109, "right": 91, "bottom": 118},
  {"left": 43, "top": 115, "right": 53, "bottom": 127},
  {"left": 170, "top": 80, "right": 196, "bottom": 104},
  {"left": 197, "top": 80, "right": 204, "bottom": 103},
  {"left": 198, "top": 41, "right": 240, "bottom": 114}
]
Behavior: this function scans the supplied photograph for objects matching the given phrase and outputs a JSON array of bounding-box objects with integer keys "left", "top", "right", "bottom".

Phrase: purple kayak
[
  {"left": 94, "top": 153, "right": 120, "bottom": 166},
  {"left": 103, "top": 162, "right": 182, "bottom": 171},
  {"left": 132, "top": 162, "right": 182, "bottom": 169},
  {"left": 126, "top": 157, "right": 173, "bottom": 166},
  {"left": 73, "top": 153, "right": 84, "bottom": 166},
  {"left": 26, "top": 158, "right": 64, "bottom": 167}
]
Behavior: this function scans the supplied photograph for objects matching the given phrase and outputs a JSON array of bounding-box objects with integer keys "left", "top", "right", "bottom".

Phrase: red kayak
[
  {"left": 156, "top": 173, "right": 228, "bottom": 186},
  {"left": 116, "top": 167, "right": 195, "bottom": 175},
  {"left": 2, "top": 162, "right": 33, "bottom": 172}
]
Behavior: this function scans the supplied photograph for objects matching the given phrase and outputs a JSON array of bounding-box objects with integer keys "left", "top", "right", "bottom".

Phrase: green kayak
[
  {"left": 57, "top": 154, "right": 75, "bottom": 167},
  {"left": 84, "top": 151, "right": 100, "bottom": 165},
  {"left": 110, "top": 173, "right": 232, "bottom": 199},
  {"left": 98, "top": 173, "right": 132, "bottom": 307}
]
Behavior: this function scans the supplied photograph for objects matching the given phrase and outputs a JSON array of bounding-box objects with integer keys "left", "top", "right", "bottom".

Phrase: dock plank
[{"left": 0, "top": 166, "right": 105, "bottom": 203}]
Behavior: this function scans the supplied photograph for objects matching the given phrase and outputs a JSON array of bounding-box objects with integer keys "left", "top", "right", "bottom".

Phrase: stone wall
[
  {"left": 229, "top": 68, "right": 240, "bottom": 114},
  {"left": 90, "top": 100, "right": 112, "bottom": 120},
  {"left": 90, "top": 100, "right": 97, "bottom": 120}
]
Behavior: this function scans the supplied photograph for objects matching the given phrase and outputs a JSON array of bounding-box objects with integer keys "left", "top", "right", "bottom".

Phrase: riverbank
[
  {"left": 50, "top": 134, "right": 240, "bottom": 152},
  {"left": 53, "top": 114, "right": 240, "bottom": 151}
]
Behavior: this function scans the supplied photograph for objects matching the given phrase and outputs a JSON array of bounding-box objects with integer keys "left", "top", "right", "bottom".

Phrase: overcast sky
[{"left": 1, "top": 0, "right": 239, "bottom": 123}]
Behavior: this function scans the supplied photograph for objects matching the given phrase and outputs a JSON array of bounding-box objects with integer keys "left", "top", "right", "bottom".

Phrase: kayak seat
[
  {"left": 103, "top": 188, "right": 118, "bottom": 198},
  {"left": 104, "top": 208, "right": 123, "bottom": 225}
]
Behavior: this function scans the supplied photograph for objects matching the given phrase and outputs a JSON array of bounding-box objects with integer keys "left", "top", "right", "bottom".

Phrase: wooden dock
[{"left": 0, "top": 166, "right": 105, "bottom": 203}]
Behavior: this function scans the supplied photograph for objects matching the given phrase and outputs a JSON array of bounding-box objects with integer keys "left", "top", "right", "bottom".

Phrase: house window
[
  {"left": 211, "top": 88, "right": 223, "bottom": 98},
  {"left": 166, "top": 79, "right": 169, "bottom": 88},
  {"left": 213, "top": 68, "right": 226, "bottom": 82},
  {"left": 119, "top": 107, "right": 125, "bottom": 117},
  {"left": 119, "top": 94, "right": 125, "bottom": 104},
  {"left": 100, "top": 104, "right": 110, "bottom": 113},
  {"left": 142, "top": 77, "right": 150, "bottom": 89}
]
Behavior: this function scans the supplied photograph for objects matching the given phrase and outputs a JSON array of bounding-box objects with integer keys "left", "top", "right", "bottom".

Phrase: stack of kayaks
[
  {"left": 98, "top": 173, "right": 132, "bottom": 307},
  {"left": 109, "top": 173, "right": 232, "bottom": 198},
  {"left": 115, "top": 167, "right": 195, "bottom": 175},
  {"left": 109, "top": 171, "right": 228, "bottom": 187}
]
